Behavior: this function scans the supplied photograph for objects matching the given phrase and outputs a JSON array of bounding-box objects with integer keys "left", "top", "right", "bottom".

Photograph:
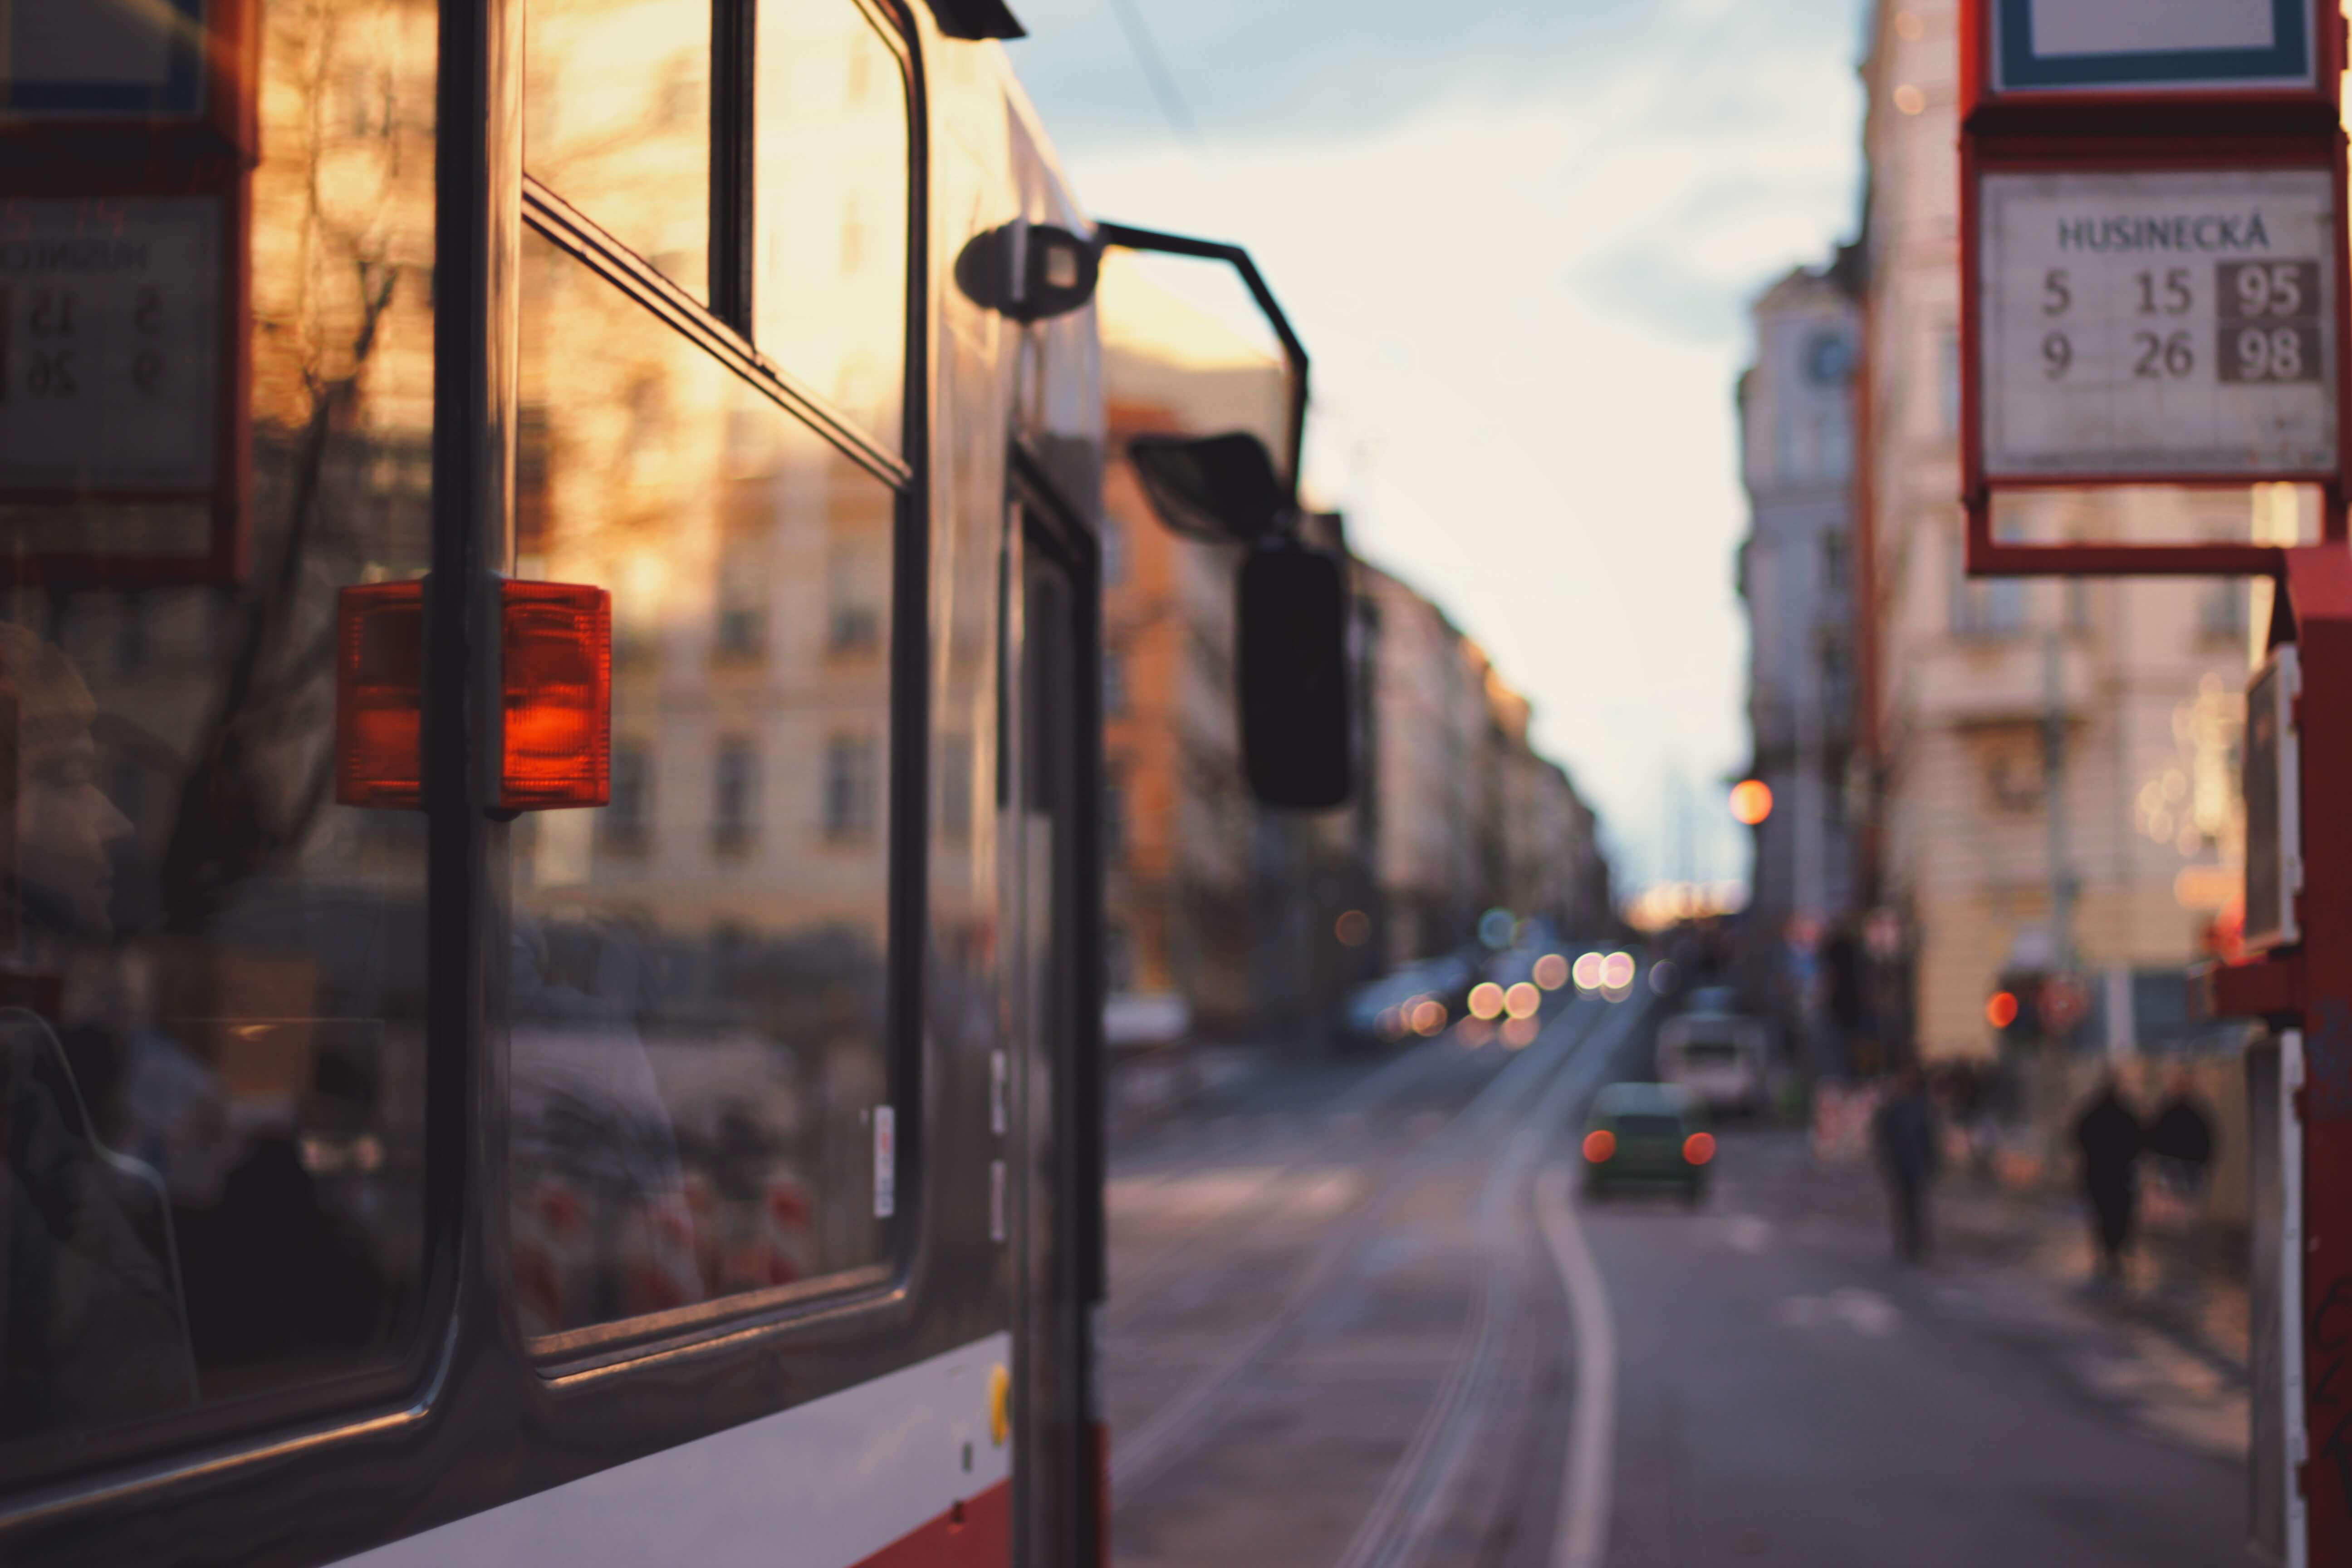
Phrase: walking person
[
  {"left": 2073, "top": 1073, "right": 2143, "bottom": 1283},
  {"left": 1872, "top": 1066, "right": 1939, "bottom": 1264},
  {"left": 2145, "top": 1068, "right": 2218, "bottom": 1305},
  {"left": 2147, "top": 1068, "right": 2215, "bottom": 1206}
]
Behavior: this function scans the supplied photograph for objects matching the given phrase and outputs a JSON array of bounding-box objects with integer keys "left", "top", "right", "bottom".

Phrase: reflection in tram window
[
  {"left": 512, "top": 232, "right": 896, "bottom": 1343},
  {"left": 753, "top": 0, "right": 909, "bottom": 451},
  {"left": 524, "top": 0, "right": 711, "bottom": 301},
  {"left": 0, "top": 0, "right": 433, "bottom": 1479}
]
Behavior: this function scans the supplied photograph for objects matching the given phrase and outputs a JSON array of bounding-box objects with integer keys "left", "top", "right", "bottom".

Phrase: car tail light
[
  {"left": 1683, "top": 1132, "right": 1715, "bottom": 1166},
  {"left": 336, "top": 582, "right": 425, "bottom": 809},
  {"left": 1582, "top": 1129, "right": 1615, "bottom": 1163},
  {"left": 500, "top": 581, "right": 610, "bottom": 810},
  {"left": 335, "top": 579, "right": 611, "bottom": 812}
]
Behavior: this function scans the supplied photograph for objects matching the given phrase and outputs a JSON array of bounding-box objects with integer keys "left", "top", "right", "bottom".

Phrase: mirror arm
[{"left": 1091, "top": 221, "right": 1310, "bottom": 511}]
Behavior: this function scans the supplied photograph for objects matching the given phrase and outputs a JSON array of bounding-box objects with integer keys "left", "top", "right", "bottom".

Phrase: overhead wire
[{"left": 1102, "top": 0, "right": 1205, "bottom": 149}]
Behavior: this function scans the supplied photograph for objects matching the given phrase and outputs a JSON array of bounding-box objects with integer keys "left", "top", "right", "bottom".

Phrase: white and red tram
[{"left": 0, "top": 0, "right": 1333, "bottom": 1563}]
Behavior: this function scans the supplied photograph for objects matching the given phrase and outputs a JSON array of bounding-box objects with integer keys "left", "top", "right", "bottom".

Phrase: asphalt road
[{"left": 1103, "top": 986, "right": 2248, "bottom": 1568}]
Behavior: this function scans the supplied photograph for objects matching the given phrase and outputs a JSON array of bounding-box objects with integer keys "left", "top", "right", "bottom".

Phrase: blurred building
[
  {"left": 1097, "top": 258, "right": 1611, "bottom": 1046},
  {"left": 1855, "top": 0, "right": 2262, "bottom": 1065},
  {"left": 1735, "top": 257, "right": 1864, "bottom": 1036},
  {"left": 1360, "top": 562, "right": 1611, "bottom": 963}
]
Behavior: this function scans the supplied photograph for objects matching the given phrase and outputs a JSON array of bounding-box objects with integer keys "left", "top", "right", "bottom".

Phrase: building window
[
  {"left": 714, "top": 534, "right": 767, "bottom": 662},
  {"left": 828, "top": 543, "right": 885, "bottom": 655},
  {"left": 603, "top": 743, "right": 651, "bottom": 850},
  {"left": 2199, "top": 579, "right": 2248, "bottom": 642},
  {"left": 824, "top": 735, "right": 879, "bottom": 839},
  {"left": 714, "top": 737, "right": 759, "bottom": 851},
  {"left": 1821, "top": 532, "right": 1848, "bottom": 599},
  {"left": 1951, "top": 530, "right": 2024, "bottom": 637}
]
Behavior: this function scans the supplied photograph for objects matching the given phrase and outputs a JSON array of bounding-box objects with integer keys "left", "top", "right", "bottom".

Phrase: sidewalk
[
  {"left": 1778, "top": 1125, "right": 2249, "bottom": 1460},
  {"left": 1938, "top": 1165, "right": 2249, "bottom": 1378}
]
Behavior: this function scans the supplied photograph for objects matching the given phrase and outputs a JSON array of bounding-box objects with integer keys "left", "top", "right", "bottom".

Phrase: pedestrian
[
  {"left": 1871, "top": 1065, "right": 1939, "bottom": 1264},
  {"left": 2146, "top": 1068, "right": 2216, "bottom": 1207},
  {"left": 2073, "top": 1073, "right": 2142, "bottom": 1282}
]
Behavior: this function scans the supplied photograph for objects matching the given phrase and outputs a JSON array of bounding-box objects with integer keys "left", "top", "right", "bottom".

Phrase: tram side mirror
[
  {"left": 953, "top": 222, "right": 1099, "bottom": 323},
  {"left": 1127, "top": 432, "right": 1290, "bottom": 544},
  {"left": 1237, "top": 545, "right": 1353, "bottom": 810}
]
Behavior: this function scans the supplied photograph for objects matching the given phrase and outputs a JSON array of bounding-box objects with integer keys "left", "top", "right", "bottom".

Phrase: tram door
[{"left": 1009, "top": 506, "right": 1091, "bottom": 1568}]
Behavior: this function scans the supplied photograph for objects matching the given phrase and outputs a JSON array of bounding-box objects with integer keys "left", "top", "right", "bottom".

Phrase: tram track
[
  {"left": 1106, "top": 1038, "right": 1469, "bottom": 1318},
  {"left": 1333, "top": 993, "right": 1649, "bottom": 1568},
  {"left": 1108, "top": 992, "right": 1627, "bottom": 1508}
]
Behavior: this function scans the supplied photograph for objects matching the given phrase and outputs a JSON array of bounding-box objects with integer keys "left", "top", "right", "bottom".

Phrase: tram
[{"left": 0, "top": 0, "right": 1336, "bottom": 1563}]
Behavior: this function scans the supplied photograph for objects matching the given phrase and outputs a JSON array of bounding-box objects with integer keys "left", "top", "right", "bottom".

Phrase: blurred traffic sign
[
  {"left": 2040, "top": 972, "right": 2092, "bottom": 1037},
  {"left": 1985, "top": 0, "right": 2321, "bottom": 98},
  {"left": 1976, "top": 168, "right": 2338, "bottom": 481}
]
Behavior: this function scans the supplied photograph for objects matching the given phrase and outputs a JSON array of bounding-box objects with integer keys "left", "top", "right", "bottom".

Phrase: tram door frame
[{"left": 1004, "top": 462, "right": 1107, "bottom": 1568}]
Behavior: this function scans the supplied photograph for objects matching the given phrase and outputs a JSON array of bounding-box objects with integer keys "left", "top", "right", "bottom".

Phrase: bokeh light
[
  {"left": 1467, "top": 981, "right": 1506, "bottom": 1020},
  {"left": 1729, "top": 779, "right": 1773, "bottom": 826},
  {"left": 1504, "top": 981, "right": 1541, "bottom": 1019},
  {"left": 1533, "top": 952, "right": 1569, "bottom": 990},
  {"left": 1572, "top": 952, "right": 1605, "bottom": 991}
]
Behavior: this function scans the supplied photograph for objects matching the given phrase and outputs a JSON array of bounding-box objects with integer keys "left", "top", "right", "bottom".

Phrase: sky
[{"left": 1002, "top": 0, "right": 1870, "bottom": 894}]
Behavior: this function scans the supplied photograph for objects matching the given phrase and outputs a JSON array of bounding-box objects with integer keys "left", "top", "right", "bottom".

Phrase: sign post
[{"left": 1955, "top": 4, "right": 2347, "bottom": 1561}]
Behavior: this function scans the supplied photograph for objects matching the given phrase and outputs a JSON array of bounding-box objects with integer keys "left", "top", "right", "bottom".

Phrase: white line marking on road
[{"left": 1536, "top": 1165, "right": 1617, "bottom": 1568}]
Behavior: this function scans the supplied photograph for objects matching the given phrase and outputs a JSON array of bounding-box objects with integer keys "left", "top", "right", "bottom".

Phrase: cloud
[{"left": 1011, "top": 2, "right": 1864, "bottom": 887}]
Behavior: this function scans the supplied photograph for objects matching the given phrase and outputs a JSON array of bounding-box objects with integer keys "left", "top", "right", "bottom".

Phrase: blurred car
[
  {"left": 1342, "top": 951, "right": 1480, "bottom": 1045},
  {"left": 1581, "top": 1082, "right": 1712, "bottom": 1202},
  {"left": 1656, "top": 985, "right": 1770, "bottom": 1115}
]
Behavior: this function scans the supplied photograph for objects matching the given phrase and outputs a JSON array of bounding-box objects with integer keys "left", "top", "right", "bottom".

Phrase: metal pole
[
  {"left": 2043, "top": 626, "right": 2073, "bottom": 967},
  {"left": 1795, "top": 637, "right": 1823, "bottom": 921}
]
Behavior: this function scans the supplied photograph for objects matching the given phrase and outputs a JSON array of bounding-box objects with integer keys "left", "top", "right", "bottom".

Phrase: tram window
[
  {"left": 524, "top": 0, "right": 713, "bottom": 303},
  {"left": 0, "top": 0, "right": 433, "bottom": 1481},
  {"left": 752, "top": 0, "right": 910, "bottom": 451},
  {"left": 511, "top": 230, "right": 897, "bottom": 1347}
]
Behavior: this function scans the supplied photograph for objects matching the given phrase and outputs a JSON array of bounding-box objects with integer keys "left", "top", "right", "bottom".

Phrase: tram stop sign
[
  {"left": 1977, "top": 169, "right": 2339, "bottom": 480},
  {"left": 1958, "top": 0, "right": 2349, "bottom": 560}
]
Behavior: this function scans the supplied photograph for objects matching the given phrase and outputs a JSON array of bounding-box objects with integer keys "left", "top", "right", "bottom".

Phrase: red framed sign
[
  {"left": 1963, "top": 0, "right": 2341, "bottom": 113},
  {"left": 1958, "top": 0, "right": 2351, "bottom": 577},
  {"left": 0, "top": 0, "right": 256, "bottom": 587}
]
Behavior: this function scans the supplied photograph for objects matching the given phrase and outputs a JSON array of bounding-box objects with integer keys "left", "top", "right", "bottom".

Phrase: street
[{"left": 1104, "top": 995, "right": 2247, "bottom": 1567}]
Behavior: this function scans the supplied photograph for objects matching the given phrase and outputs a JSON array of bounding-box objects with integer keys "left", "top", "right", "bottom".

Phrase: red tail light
[
  {"left": 1683, "top": 1132, "right": 1715, "bottom": 1166},
  {"left": 336, "top": 582, "right": 425, "bottom": 809},
  {"left": 335, "top": 579, "right": 611, "bottom": 812},
  {"left": 1582, "top": 1129, "right": 1615, "bottom": 1163},
  {"left": 500, "top": 581, "right": 610, "bottom": 810}
]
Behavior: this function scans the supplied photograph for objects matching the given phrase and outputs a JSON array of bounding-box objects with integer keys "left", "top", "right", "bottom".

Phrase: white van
[{"left": 1657, "top": 988, "right": 1771, "bottom": 1115}]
